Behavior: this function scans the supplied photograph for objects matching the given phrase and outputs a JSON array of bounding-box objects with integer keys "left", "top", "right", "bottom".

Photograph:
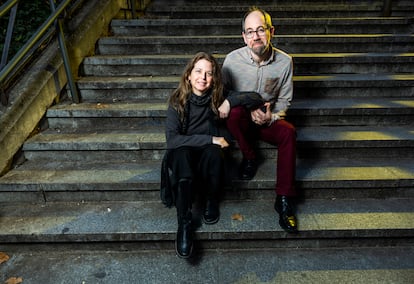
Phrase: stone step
[
  {"left": 81, "top": 53, "right": 414, "bottom": 77},
  {"left": 110, "top": 17, "right": 414, "bottom": 36},
  {"left": 145, "top": 1, "right": 414, "bottom": 18},
  {"left": 75, "top": 74, "right": 414, "bottom": 102},
  {"left": 46, "top": 98, "right": 414, "bottom": 129},
  {"left": 20, "top": 125, "right": 414, "bottom": 161},
  {"left": 1, "top": 245, "right": 414, "bottom": 283},
  {"left": 96, "top": 34, "right": 414, "bottom": 55},
  {"left": 2, "top": 0, "right": 413, "bottom": 280},
  {"left": 0, "top": 198, "right": 413, "bottom": 247},
  {"left": 0, "top": 158, "right": 413, "bottom": 202},
  {"left": 147, "top": 0, "right": 399, "bottom": 5}
]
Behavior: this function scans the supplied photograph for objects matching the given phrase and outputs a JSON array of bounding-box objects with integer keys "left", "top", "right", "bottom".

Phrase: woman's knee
[
  {"left": 200, "top": 146, "right": 224, "bottom": 174},
  {"left": 168, "top": 147, "right": 194, "bottom": 178}
]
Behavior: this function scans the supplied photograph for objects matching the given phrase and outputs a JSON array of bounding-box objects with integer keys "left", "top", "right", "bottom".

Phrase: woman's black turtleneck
[{"left": 166, "top": 92, "right": 216, "bottom": 149}]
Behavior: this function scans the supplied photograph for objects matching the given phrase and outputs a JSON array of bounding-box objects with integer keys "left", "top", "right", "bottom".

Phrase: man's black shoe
[
  {"left": 274, "top": 195, "right": 298, "bottom": 233},
  {"left": 202, "top": 199, "right": 220, "bottom": 224},
  {"left": 240, "top": 159, "right": 257, "bottom": 180}
]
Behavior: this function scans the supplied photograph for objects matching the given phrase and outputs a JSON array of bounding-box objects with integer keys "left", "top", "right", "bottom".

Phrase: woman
[{"left": 165, "top": 52, "right": 229, "bottom": 258}]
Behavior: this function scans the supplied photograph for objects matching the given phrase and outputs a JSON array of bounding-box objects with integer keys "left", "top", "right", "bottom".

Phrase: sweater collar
[{"left": 190, "top": 91, "right": 212, "bottom": 106}]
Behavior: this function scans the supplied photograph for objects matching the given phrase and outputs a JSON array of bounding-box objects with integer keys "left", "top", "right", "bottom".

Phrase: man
[{"left": 218, "top": 6, "right": 298, "bottom": 233}]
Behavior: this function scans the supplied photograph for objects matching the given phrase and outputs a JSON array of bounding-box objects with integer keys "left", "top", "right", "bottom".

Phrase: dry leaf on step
[
  {"left": 0, "top": 252, "right": 10, "bottom": 264},
  {"left": 5, "top": 277, "right": 23, "bottom": 284},
  {"left": 95, "top": 103, "right": 108, "bottom": 109},
  {"left": 231, "top": 213, "right": 243, "bottom": 221}
]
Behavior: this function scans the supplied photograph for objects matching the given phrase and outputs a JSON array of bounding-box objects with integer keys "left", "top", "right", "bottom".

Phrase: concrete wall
[{"left": 0, "top": 0, "right": 151, "bottom": 176}]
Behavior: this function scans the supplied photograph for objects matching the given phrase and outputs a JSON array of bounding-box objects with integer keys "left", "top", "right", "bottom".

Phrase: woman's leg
[
  {"left": 167, "top": 147, "right": 195, "bottom": 258},
  {"left": 198, "top": 145, "right": 224, "bottom": 224}
]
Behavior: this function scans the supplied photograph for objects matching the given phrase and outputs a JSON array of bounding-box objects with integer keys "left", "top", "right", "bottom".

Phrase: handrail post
[
  {"left": 1, "top": 4, "right": 18, "bottom": 70},
  {"left": 382, "top": 0, "right": 392, "bottom": 17},
  {"left": 130, "top": 0, "right": 136, "bottom": 18},
  {"left": 49, "top": 0, "right": 80, "bottom": 103}
]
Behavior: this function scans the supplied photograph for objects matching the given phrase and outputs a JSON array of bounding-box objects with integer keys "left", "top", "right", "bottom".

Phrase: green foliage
[{"left": 1, "top": 0, "right": 50, "bottom": 62}]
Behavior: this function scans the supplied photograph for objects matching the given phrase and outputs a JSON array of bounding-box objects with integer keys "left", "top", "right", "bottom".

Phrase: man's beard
[{"left": 250, "top": 41, "right": 270, "bottom": 57}]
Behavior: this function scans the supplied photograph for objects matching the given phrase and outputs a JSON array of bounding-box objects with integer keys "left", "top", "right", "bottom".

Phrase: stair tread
[
  {"left": 0, "top": 198, "right": 413, "bottom": 241},
  {"left": 99, "top": 34, "right": 413, "bottom": 41},
  {"left": 47, "top": 97, "right": 414, "bottom": 116},
  {"left": 22, "top": 125, "right": 414, "bottom": 149},
  {"left": 83, "top": 52, "right": 414, "bottom": 63},
  {"left": 146, "top": 3, "right": 411, "bottom": 11},
  {"left": 75, "top": 74, "right": 414, "bottom": 85},
  {"left": 1, "top": 158, "right": 413, "bottom": 188},
  {"left": 1, "top": 248, "right": 413, "bottom": 283},
  {"left": 112, "top": 17, "right": 411, "bottom": 25}
]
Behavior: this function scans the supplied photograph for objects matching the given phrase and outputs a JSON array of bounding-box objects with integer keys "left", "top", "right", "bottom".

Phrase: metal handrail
[
  {"left": 0, "top": 0, "right": 18, "bottom": 70},
  {"left": 0, "top": 0, "right": 18, "bottom": 17},
  {"left": 0, "top": 0, "right": 80, "bottom": 105}
]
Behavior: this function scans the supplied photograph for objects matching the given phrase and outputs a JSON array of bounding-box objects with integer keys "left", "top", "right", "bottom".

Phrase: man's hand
[{"left": 251, "top": 102, "right": 271, "bottom": 125}]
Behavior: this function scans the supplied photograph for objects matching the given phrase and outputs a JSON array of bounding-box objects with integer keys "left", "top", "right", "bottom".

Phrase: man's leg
[
  {"left": 259, "top": 119, "right": 297, "bottom": 196},
  {"left": 226, "top": 106, "right": 258, "bottom": 179},
  {"left": 259, "top": 120, "right": 298, "bottom": 233}
]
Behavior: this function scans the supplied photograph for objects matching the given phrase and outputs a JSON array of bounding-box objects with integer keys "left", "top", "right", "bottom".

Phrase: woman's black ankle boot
[{"left": 176, "top": 211, "right": 193, "bottom": 258}]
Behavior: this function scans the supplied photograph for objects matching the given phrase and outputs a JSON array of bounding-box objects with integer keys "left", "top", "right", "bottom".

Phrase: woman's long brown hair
[{"left": 168, "top": 52, "right": 224, "bottom": 121}]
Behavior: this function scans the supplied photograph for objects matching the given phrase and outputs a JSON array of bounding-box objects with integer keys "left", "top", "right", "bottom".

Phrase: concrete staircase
[{"left": 1, "top": 0, "right": 414, "bottom": 282}]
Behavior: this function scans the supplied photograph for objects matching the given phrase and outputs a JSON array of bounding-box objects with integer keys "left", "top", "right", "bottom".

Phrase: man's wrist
[{"left": 268, "top": 113, "right": 279, "bottom": 125}]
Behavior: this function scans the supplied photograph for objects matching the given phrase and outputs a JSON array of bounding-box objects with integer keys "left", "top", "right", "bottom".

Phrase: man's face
[{"left": 242, "top": 11, "right": 274, "bottom": 57}]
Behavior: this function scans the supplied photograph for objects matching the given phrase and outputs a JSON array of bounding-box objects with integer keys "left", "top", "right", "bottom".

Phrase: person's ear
[
  {"left": 269, "top": 26, "right": 275, "bottom": 37},
  {"left": 242, "top": 32, "right": 248, "bottom": 45}
]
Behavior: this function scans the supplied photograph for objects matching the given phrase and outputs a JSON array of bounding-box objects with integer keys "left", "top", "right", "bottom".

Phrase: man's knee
[
  {"left": 279, "top": 121, "right": 296, "bottom": 138},
  {"left": 228, "top": 106, "right": 246, "bottom": 120}
]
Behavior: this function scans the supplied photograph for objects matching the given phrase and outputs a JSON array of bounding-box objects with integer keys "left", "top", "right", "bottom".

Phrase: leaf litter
[{"left": 1, "top": 252, "right": 24, "bottom": 283}]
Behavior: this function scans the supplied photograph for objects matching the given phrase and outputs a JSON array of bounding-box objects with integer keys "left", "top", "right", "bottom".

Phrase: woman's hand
[
  {"left": 213, "top": 136, "right": 229, "bottom": 148},
  {"left": 218, "top": 99, "right": 230, "bottom": 118}
]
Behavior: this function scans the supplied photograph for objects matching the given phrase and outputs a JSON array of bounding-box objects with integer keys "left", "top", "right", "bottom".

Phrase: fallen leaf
[
  {"left": 231, "top": 213, "right": 244, "bottom": 221},
  {"left": 5, "top": 277, "right": 23, "bottom": 284},
  {"left": 95, "top": 103, "right": 108, "bottom": 109},
  {"left": 0, "top": 252, "right": 10, "bottom": 264}
]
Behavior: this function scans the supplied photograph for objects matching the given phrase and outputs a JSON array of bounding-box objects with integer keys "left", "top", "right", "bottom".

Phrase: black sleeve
[{"left": 224, "top": 89, "right": 265, "bottom": 110}]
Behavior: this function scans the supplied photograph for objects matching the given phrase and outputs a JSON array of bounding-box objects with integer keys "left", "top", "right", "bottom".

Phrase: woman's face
[{"left": 188, "top": 59, "right": 213, "bottom": 96}]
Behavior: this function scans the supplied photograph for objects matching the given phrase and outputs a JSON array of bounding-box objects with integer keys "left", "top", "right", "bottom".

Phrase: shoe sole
[
  {"left": 202, "top": 215, "right": 219, "bottom": 225},
  {"left": 239, "top": 176, "right": 254, "bottom": 180},
  {"left": 175, "top": 240, "right": 193, "bottom": 259},
  {"left": 277, "top": 215, "right": 298, "bottom": 234}
]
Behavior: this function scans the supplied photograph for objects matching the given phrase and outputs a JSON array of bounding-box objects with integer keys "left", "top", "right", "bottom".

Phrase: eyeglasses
[{"left": 244, "top": 27, "right": 268, "bottom": 39}]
